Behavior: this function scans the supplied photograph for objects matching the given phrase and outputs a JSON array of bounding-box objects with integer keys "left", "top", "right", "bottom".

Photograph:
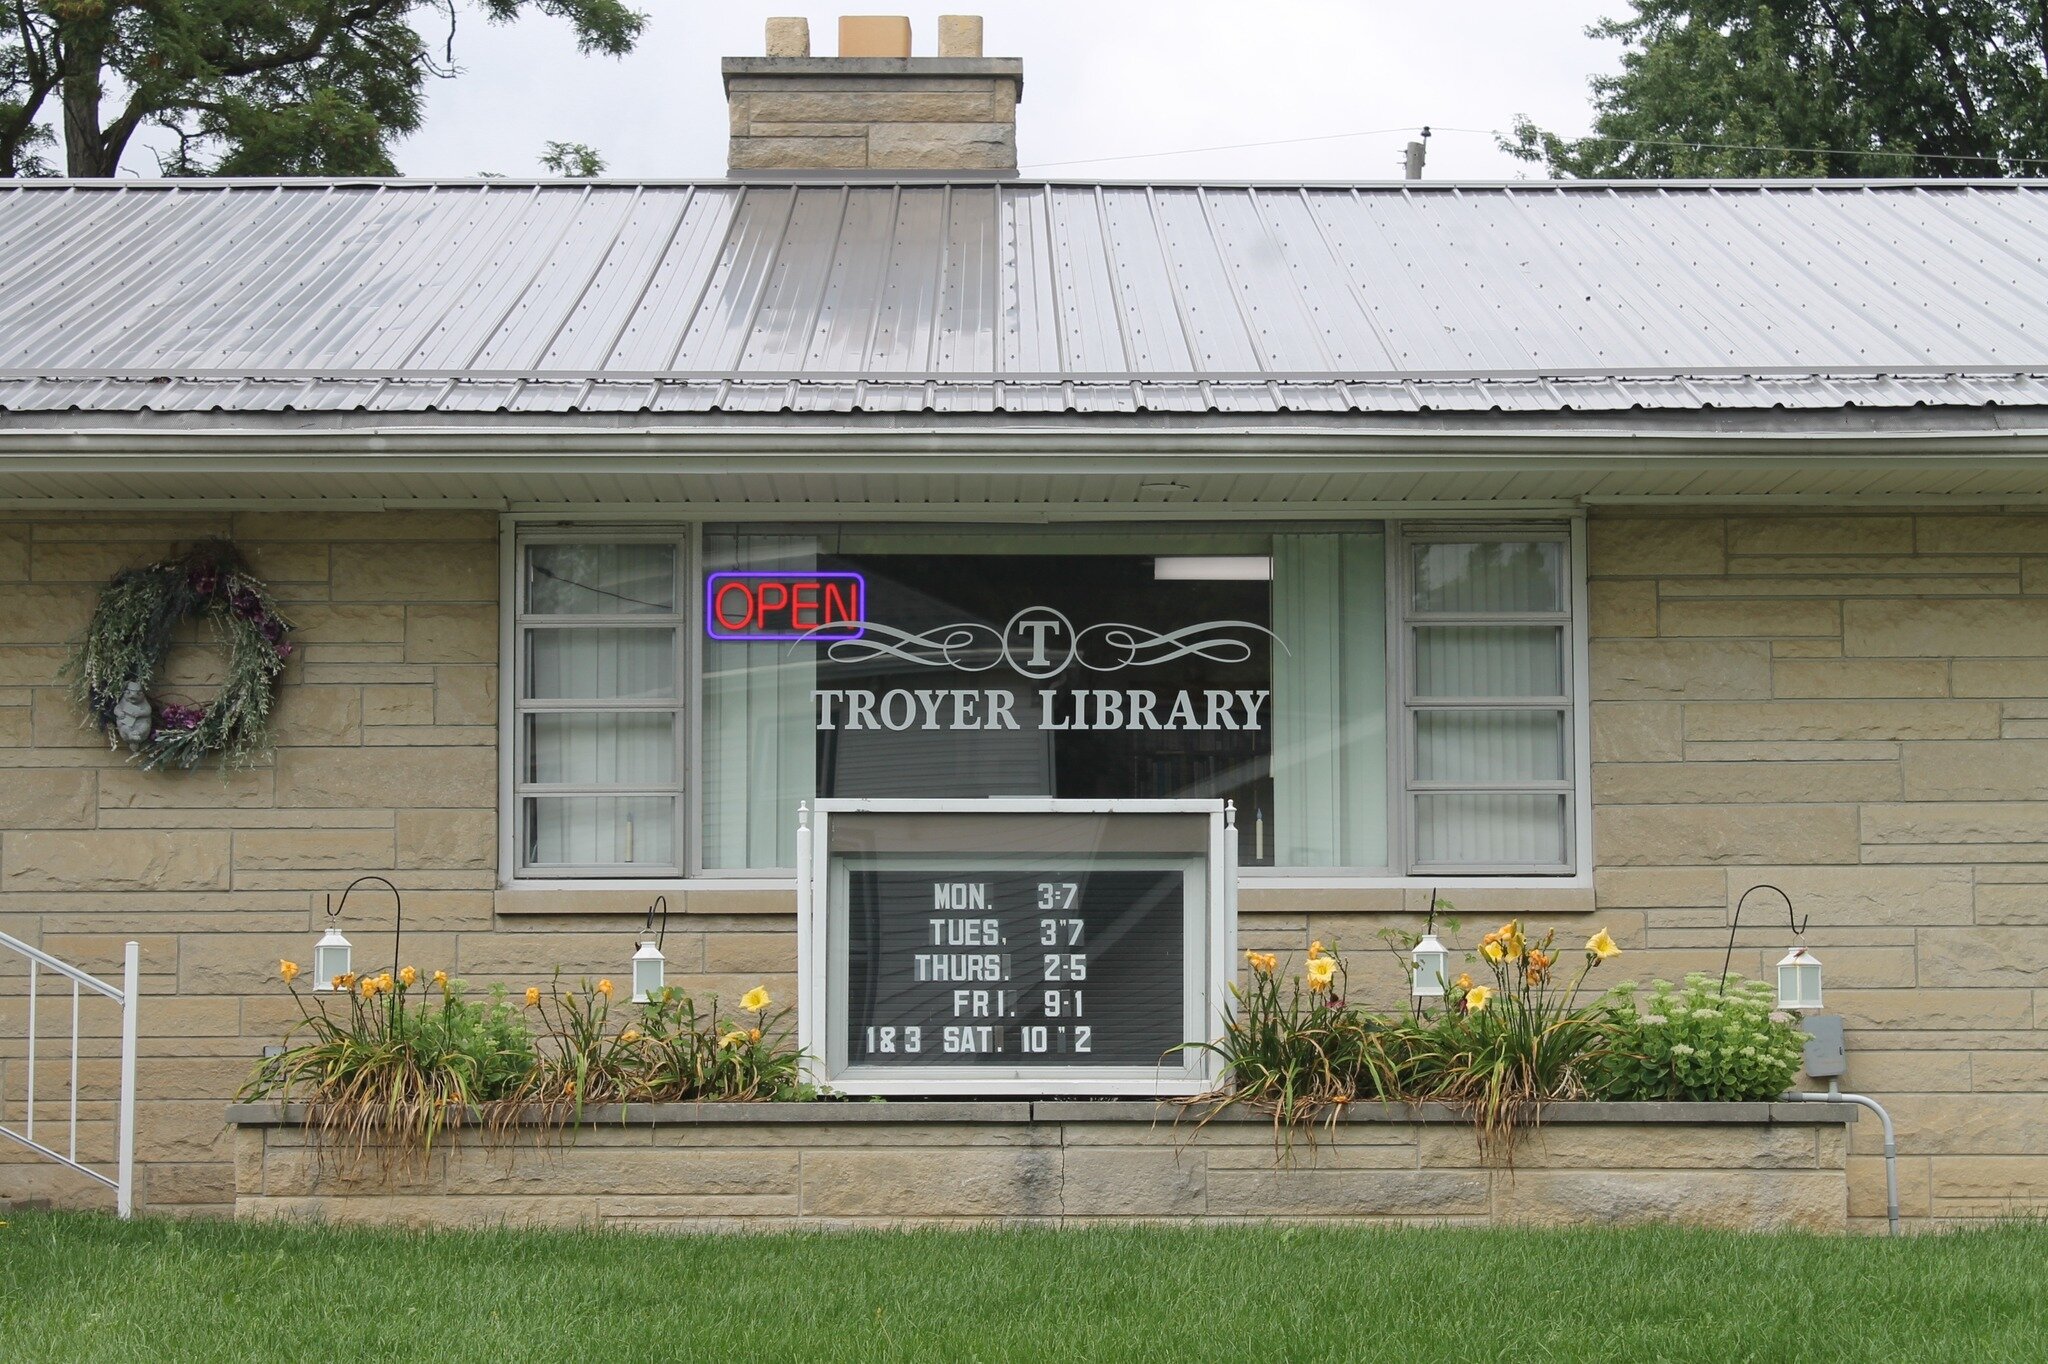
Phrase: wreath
[{"left": 68, "top": 540, "right": 294, "bottom": 771}]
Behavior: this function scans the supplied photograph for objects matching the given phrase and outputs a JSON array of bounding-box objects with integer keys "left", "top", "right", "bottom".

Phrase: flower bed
[
  {"left": 227, "top": 1099, "right": 1859, "bottom": 1233},
  {"left": 243, "top": 965, "right": 803, "bottom": 1164},
  {"left": 1203, "top": 917, "right": 1815, "bottom": 1152}
]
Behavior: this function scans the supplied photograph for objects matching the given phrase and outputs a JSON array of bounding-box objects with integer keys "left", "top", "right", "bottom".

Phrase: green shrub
[
  {"left": 521, "top": 977, "right": 808, "bottom": 1108},
  {"left": 1395, "top": 920, "right": 1622, "bottom": 1153},
  {"left": 1595, "top": 973, "right": 1807, "bottom": 1102},
  {"left": 1185, "top": 946, "right": 1405, "bottom": 1132},
  {"left": 621, "top": 983, "right": 809, "bottom": 1103},
  {"left": 241, "top": 967, "right": 538, "bottom": 1163}
]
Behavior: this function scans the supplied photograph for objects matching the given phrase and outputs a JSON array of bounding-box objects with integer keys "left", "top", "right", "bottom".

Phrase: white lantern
[
  {"left": 312, "top": 925, "right": 352, "bottom": 991},
  {"left": 1777, "top": 945, "right": 1823, "bottom": 1011},
  {"left": 1411, "top": 933, "right": 1450, "bottom": 999},
  {"left": 632, "top": 938, "right": 666, "bottom": 1003}
]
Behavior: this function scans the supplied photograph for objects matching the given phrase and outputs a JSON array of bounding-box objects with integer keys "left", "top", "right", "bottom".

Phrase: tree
[
  {"left": 1503, "top": 2, "right": 2048, "bottom": 178},
  {"left": 540, "top": 139, "right": 603, "bottom": 176},
  {"left": 2, "top": 1, "right": 645, "bottom": 179}
]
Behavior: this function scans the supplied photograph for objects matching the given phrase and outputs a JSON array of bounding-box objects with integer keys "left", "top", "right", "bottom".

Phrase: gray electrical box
[{"left": 1799, "top": 1014, "right": 1846, "bottom": 1079}]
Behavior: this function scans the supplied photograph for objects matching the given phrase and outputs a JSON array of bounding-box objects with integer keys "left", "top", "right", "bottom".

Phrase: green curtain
[
  {"left": 1271, "top": 532, "right": 1388, "bottom": 868},
  {"left": 701, "top": 532, "right": 818, "bottom": 870}
]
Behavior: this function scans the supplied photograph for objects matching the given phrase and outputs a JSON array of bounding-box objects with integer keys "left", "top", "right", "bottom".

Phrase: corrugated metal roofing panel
[
  {"left": 4, "top": 179, "right": 2048, "bottom": 419},
  {"left": 1, "top": 371, "right": 2047, "bottom": 414}
]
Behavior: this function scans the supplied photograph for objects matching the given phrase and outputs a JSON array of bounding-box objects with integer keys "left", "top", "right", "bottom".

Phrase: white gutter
[{"left": 5, "top": 423, "right": 2048, "bottom": 463}]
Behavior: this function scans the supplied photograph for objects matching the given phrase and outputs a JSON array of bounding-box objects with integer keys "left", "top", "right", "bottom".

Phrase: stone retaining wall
[{"left": 229, "top": 1101, "right": 1856, "bottom": 1233}]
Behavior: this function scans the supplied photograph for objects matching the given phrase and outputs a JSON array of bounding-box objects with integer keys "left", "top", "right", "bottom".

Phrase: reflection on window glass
[
  {"left": 1410, "top": 541, "right": 1564, "bottom": 614},
  {"left": 524, "top": 629, "right": 676, "bottom": 699},
  {"left": 1415, "top": 793, "right": 1566, "bottom": 867},
  {"left": 524, "top": 795, "right": 675, "bottom": 868},
  {"left": 698, "top": 525, "right": 1393, "bottom": 872},
  {"left": 1414, "top": 626, "right": 1564, "bottom": 698},
  {"left": 524, "top": 713, "right": 675, "bottom": 784},
  {"left": 1415, "top": 710, "right": 1566, "bottom": 783},
  {"left": 1402, "top": 533, "right": 1573, "bottom": 873},
  {"left": 526, "top": 544, "right": 675, "bottom": 615}
]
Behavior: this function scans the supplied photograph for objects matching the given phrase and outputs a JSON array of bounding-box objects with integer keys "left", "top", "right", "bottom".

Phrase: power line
[
  {"left": 1429, "top": 125, "right": 2048, "bottom": 171},
  {"left": 1021, "top": 120, "right": 2048, "bottom": 175},
  {"left": 1022, "top": 127, "right": 1421, "bottom": 171}
]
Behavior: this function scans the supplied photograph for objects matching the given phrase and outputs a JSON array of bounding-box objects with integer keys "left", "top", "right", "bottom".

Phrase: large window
[
  {"left": 514, "top": 538, "right": 687, "bottom": 875},
  {"left": 1400, "top": 532, "right": 1576, "bottom": 872},
  {"left": 509, "top": 522, "right": 1580, "bottom": 880}
]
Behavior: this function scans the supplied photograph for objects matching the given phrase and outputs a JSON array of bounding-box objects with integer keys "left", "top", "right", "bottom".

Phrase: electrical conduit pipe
[{"left": 1779, "top": 1084, "right": 1899, "bottom": 1236}]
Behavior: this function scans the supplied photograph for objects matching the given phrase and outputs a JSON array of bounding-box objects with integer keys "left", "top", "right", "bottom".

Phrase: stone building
[{"left": 4, "top": 16, "right": 2048, "bottom": 1230}]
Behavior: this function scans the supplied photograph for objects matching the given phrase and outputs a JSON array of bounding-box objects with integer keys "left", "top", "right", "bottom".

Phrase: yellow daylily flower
[
  {"left": 1465, "top": 985, "right": 1493, "bottom": 1013},
  {"left": 432, "top": 969, "right": 448, "bottom": 988},
  {"left": 333, "top": 972, "right": 357, "bottom": 992},
  {"left": 719, "top": 1030, "right": 748, "bottom": 1049},
  {"left": 1305, "top": 955, "right": 1337, "bottom": 992},
  {"left": 279, "top": 959, "right": 300, "bottom": 985},
  {"left": 1586, "top": 928, "right": 1621, "bottom": 961},
  {"left": 1307, "top": 940, "right": 1328, "bottom": 961},
  {"left": 524, "top": 986, "right": 542, "bottom": 1008},
  {"left": 398, "top": 966, "right": 417, "bottom": 989},
  {"left": 741, "top": 986, "right": 772, "bottom": 1013},
  {"left": 1480, "top": 940, "right": 1505, "bottom": 963},
  {"left": 620, "top": 1027, "right": 642, "bottom": 1044},
  {"left": 375, "top": 972, "right": 395, "bottom": 994},
  {"left": 1455, "top": 973, "right": 1473, "bottom": 991},
  {"left": 748, "top": 1027, "right": 763, "bottom": 1043},
  {"left": 597, "top": 979, "right": 614, "bottom": 998}
]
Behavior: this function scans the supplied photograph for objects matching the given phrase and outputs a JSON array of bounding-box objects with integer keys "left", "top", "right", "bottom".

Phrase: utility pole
[{"left": 1404, "top": 126, "right": 1431, "bottom": 181}]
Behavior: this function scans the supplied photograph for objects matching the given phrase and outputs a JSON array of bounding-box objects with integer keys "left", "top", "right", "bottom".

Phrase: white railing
[{"left": 0, "top": 934, "right": 138, "bottom": 1217}]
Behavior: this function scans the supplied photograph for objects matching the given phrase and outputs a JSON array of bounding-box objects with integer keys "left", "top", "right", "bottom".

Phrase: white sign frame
[{"left": 798, "top": 798, "right": 1237, "bottom": 1097}]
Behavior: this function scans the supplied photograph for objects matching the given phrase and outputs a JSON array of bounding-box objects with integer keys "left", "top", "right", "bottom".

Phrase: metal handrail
[
  {"left": 0, "top": 933, "right": 138, "bottom": 1217},
  {"left": 0, "top": 931, "right": 125, "bottom": 1000}
]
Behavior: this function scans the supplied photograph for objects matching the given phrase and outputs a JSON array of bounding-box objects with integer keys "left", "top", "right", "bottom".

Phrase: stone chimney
[{"left": 724, "top": 15, "right": 1022, "bottom": 175}]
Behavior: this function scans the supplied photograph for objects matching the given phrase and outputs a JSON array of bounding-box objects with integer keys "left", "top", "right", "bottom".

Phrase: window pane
[
  {"left": 524, "top": 628, "right": 675, "bottom": 699},
  {"left": 524, "top": 713, "right": 675, "bottom": 784},
  {"left": 1410, "top": 541, "right": 1564, "bottom": 614},
  {"left": 1414, "top": 793, "right": 1566, "bottom": 866},
  {"left": 1414, "top": 626, "right": 1564, "bottom": 698},
  {"left": 1271, "top": 531, "right": 1388, "bottom": 868},
  {"left": 524, "top": 795, "right": 674, "bottom": 868},
  {"left": 700, "top": 532, "right": 820, "bottom": 871},
  {"left": 527, "top": 544, "right": 676, "bottom": 615},
  {"left": 1415, "top": 710, "right": 1566, "bottom": 783}
]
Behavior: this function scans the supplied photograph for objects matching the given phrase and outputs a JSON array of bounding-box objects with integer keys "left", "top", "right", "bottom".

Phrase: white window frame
[
  {"left": 506, "top": 529, "right": 691, "bottom": 879},
  {"left": 1391, "top": 524, "right": 1580, "bottom": 877},
  {"left": 501, "top": 513, "right": 1592, "bottom": 890}
]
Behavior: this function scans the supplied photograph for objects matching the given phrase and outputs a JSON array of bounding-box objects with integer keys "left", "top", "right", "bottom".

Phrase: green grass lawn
[{"left": 2, "top": 1211, "right": 2042, "bottom": 1362}]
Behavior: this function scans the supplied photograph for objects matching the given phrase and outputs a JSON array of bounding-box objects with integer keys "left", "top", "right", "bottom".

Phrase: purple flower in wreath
[
  {"left": 258, "top": 615, "right": 286, "bottom": 645},
  {"left": 229, "top": 586, "right": 262, "bottom": 620},
  {"left": 155, "top": 702, "right": 206, "bottom": 731},
  {"left": 188, "top": 564, "right": 219, "bottom": 598},
  {"left": 276, "top": 641, "right": 294, "bottom": 659}
]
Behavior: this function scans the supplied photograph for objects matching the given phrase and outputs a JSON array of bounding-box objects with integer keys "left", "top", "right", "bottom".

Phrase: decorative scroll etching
[{"left": 804, "top": 607, "right": 1284, "bottom": 676}]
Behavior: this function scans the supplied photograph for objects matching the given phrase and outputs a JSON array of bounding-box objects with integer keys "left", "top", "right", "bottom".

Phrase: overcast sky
[{"left": 362, "top": 0, "right": 1623, "bottom": 180}]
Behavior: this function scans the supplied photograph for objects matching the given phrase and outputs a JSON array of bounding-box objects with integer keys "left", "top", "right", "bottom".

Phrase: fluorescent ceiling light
[{"left": 1153, "top": 556, "right": 1273, "bottom": 581}]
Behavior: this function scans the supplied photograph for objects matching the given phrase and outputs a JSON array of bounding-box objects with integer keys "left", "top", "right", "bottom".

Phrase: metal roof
[{"left": 4, "top": 178, "right": 2048, "bottom": 419}]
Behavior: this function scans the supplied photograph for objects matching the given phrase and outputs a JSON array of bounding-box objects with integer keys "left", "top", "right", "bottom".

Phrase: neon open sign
[{"left": 705, "top": 572, "right": 867, "bottom": 642}]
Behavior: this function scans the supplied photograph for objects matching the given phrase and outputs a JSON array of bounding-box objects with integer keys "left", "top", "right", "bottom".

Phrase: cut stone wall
[
  {"left": 10, "top": 506, "right": 2048, "bottom": 1230},
  {"left": 1584, "top": 510, "right": 2048, "bottom": 1231},
  {"left": 0, "top": 511, "right": 779, "bottom": 1214},
  {"left": 723, "top": 58, "right": 1022, "bottom": 172},
  {"left": 230, "top": 1101, "right": 1855, "bottom": 1233}
]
